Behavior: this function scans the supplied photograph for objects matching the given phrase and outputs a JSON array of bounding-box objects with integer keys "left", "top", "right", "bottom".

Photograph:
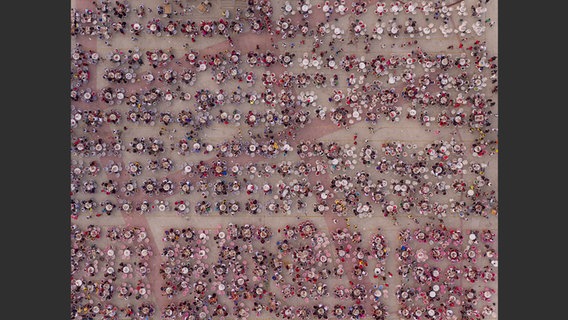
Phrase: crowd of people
[
  {"left": 71, "top": 224, "right": 155, "bottom": 319},
  {"left": 70, "top": 220, "right": 497, "bottom": 319},
  {"left": 71, "top": 0, "right": 498, "bottom": 318},
  {"left": 395, "top": 223, "right": 497, "bottom": 319},
  {"left": 71, "top": 133, "right": 498, "bottom": 221}
]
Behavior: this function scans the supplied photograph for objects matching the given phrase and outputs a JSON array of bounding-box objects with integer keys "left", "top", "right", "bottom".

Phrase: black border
[
  {"left": 5, "top": 0, "right": 70, "bottom": 317},
  {"left": 499, "top": 0, "right": 563, "bottom": 318}
]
